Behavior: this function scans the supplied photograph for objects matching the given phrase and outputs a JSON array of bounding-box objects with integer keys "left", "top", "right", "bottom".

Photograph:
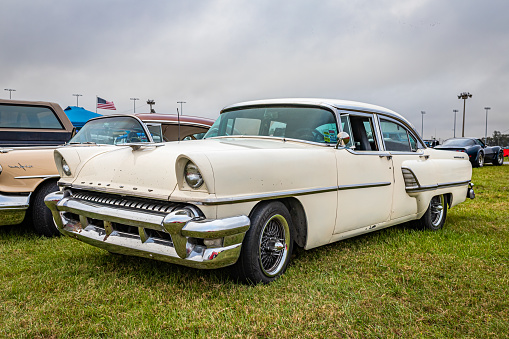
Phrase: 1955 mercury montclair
[{"left": 45, "top": 99, "right": 475, "bottom": 283}]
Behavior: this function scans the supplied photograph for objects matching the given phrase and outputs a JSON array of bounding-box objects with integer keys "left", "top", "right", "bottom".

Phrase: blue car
[{"left": 435, "top": 137, "right": 504, "bottom": 167}]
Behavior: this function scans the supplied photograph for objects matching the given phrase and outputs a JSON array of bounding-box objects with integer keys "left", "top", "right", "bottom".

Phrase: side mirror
[{"left": 335, "top": 132, "right": 350, "bottom": 148}]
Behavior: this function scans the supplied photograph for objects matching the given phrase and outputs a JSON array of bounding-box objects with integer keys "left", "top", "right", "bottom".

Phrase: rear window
[{"left": 0, "top": 104, "right": 63, "bottom": 129}]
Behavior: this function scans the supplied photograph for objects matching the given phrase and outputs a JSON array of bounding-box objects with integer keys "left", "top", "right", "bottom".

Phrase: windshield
[
  {"left": 442, "top": 138, "right": 474, "bottom": 147},
  {"left": 203, "top": 106, "right": 338, "bottom": 143},
  {"left": 69, "top": 116, "right": 151, "bottom": 145}
]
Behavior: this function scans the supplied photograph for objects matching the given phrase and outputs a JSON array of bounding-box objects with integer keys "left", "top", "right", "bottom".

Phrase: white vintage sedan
[{"left": 45, "top": 99, "right": 475, "bottom": 283}]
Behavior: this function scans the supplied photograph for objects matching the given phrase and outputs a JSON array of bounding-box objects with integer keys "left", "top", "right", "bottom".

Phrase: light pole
[
  {"left": 73, "top": 94, "right": 82, "bottom": 107},
  {"left": 457, "top": 92, "right": 472, "bottom": 137},
  {"left": 484, "top": 107, "right": 491, "bottom": 144},
  {"left": 4, "top": 88, "right": 16, "bottom": 99},
  {"left": 130, "top": 98, "right": 139, "bottom": 113},
  {"left": 177, "top": 101, "right": 186, "bottom": 141},
  {"left": 421, "top": 111, "right": 426, "bottom": 138},
  {"left": 453, "top": 109, "right": 458, "bottom": 138},
  {"left": 147, "top": 99, "right": 155, "bottom": 113},
  {"left": 177, "top": 101, "right": 186, "bottom": 115}
]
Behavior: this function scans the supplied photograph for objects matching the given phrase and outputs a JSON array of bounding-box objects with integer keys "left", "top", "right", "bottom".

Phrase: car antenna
[{"left": 176, "top": 107, "right": 181, "bottom": 141}]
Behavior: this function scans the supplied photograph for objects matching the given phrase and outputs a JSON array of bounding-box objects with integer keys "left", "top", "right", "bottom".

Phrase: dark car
[{"left": 435, "top": 137, "right": 504, "bottom": 167}]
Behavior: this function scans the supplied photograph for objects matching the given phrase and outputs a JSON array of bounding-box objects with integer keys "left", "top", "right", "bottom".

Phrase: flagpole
[{"left": 96, "top": 96, "right": 98, "bottom": 113}]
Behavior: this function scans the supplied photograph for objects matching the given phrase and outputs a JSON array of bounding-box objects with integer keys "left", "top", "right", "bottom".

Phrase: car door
[
  {"left": 378, "top": 116, "right": 431, "bottom": 220},
  {"left": 333, "top": 112, "right": 394, "bottom": 234},
  {"left": 476, "top": 139, "right": 495, "bottom": 161}
]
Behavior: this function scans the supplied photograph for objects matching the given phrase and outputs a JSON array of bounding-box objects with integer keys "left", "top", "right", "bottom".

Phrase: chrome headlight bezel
[
  {"left": 184, "top": 160, "right": 204, "bottom": 189},
  {"left": 61, "top": 158, "right": 72, "bottom": 177}
]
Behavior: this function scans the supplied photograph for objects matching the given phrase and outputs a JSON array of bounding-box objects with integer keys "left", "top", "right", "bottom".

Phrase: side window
[
  {"left": 346, "top": 115, "right": 378, "bottom": 151},
  {"left": 380, "top": 119, "right": 414, "bottom": 152}
]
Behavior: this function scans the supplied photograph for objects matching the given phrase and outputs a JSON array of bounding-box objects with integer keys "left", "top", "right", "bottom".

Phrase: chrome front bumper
[
  {"left": 45, "top": 191, "right": 250, "bottom": 269},
  {"left": 0, "top": 192, "right": 31, "bottom": 226}
]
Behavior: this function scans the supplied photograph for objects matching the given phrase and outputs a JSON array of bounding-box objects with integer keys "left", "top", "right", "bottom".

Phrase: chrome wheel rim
[
  {"left": 430, "top": 195, "right": 445, "bottom": 227},
  {"left": 478, "top": 154, "right": 484, "bottom": 167},
  {"left": 258, "top": 214, "right": 290, "bottom": 277},
  {"left": 497, "top": 152, "right": 503, "bottom": 164}
]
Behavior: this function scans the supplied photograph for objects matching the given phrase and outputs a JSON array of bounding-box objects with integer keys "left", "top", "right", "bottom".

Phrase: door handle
[
  {"left": 379, "top": 154, "right": 392, "bottom": 160},
  {"left": 419, "top": 154, "right": 430, "bottom": 160}
]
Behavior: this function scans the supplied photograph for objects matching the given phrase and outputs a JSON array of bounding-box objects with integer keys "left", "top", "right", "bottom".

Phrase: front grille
[
  {"left": 69, "top": 189, "right": 187, "bottom": 214},
  {"left": 63, "top": 189, "right": 201, "bottom": 245}
]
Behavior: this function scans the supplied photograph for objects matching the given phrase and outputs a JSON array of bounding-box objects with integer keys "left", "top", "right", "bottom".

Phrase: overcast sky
[{"left": 1, "top": 0, "right": 508, "bottom": 140}]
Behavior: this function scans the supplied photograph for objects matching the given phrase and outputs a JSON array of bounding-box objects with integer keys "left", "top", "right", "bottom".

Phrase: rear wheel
[
  {"left": 415, "top": 194, "right": 447, "bottom": 231},
  {"left": 234, "top": 201, "right": 294, "bottom": 284},
  {"left": 493, "top": 151, "right": 504, "bottom": 166},
  {"left": 32, "top": 181, "right": 61, "bottom": 237},
  {"left": 474, "top": 152, "right": 484, "bottom": 168}
]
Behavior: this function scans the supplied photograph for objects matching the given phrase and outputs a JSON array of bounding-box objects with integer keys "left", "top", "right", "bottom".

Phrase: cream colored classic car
[{"left": 45, "top": 99, "right": 475, "bottom": 283}]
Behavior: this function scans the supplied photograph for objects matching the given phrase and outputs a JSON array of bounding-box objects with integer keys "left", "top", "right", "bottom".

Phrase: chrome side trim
[
  {"left": 337, "top": 182, "right": 392, "bottom": 191},
  {"left": 181, "top": 182, "right": 392, "bottom": 205},
  {"left": 14, "top": 174, "right": 60, "bottom": 180},
  {"left": 406, "top": 180, "right": 470, "bottom": 193}
]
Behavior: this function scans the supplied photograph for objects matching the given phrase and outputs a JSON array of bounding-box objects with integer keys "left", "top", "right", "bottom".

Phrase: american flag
[{"left": 97, "top": 97, "right": 116, "bottom": 110}]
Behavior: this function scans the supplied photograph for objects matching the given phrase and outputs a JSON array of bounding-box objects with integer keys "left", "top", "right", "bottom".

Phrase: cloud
[{"left": 1, "top": 0, "right": 508, "bottom": 140}]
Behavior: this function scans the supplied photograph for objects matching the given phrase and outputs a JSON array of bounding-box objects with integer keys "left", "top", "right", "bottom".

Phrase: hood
[{"left": 57, "top": 137, "right": 338, "bottom": 202}]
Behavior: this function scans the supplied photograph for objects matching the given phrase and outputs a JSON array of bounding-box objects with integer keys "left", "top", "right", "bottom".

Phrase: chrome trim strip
[
  {"left": 14, "top": 174, "right": 60, "bottom": 180},
  {"left": 345, "top": 148, "right": 393, "bottom": 156},
  {"left": 338, "top": 182, "right": 392, "bottom": 191},
  {"left": 183, "top": 182, "right": 392, "bottom": 205},
  {"left": 69, "top": 184, "right": 170, "bottom": 201},
  {"left": 406, "top": 180, "right": 470, "bottom": 193},
  {"left": 142, "top": 120, "right": 213, "bottom": 129}
]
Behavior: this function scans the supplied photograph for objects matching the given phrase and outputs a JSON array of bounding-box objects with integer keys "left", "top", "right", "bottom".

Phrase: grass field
[{"left": 1, "top": 164, "right": 508, "bottom": 338}]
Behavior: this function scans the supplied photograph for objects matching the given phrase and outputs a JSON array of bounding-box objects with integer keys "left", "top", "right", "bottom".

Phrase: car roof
[
  {"left": 134, "top": 113, "right": 214, "bottom": 127},
  {"left": 222, "top": 98, "right": 401, "bottom": 117},
  {"left": 221, "top": 98, "right": 422, "bottom": 141},
  {"left": 86, "top": 113, "right": 214, "bottom": 128}
]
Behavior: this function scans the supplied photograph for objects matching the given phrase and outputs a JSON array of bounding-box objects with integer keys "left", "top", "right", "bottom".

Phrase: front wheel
[
  {"left": 415, "top": 194, "right": 448, "bottom": 231},
  {"left": 493, "top": 151, "right": 504, "bottom": 166},
  {"left": 32, "top": 181, "right": 61, "bottom": 237},
  {"left": 233, "top": 201, "right": 294, "bottom": 284}
]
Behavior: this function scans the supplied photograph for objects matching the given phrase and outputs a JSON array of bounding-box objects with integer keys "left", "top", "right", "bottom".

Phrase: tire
[
  {"left": 233, "top": 201, "right": 294, "bottom": 284},
  {"left": 492, "top": 151, "right": 504, "bottom": 166},
  {"left": 32, "top": 181, "right": 61, "bottom": 237},
  {"left": 474, "top": 152, "right": 484, "bottom": 168},
  {"left": 415, "top": 194, "right": 447, "bottom": 231}
]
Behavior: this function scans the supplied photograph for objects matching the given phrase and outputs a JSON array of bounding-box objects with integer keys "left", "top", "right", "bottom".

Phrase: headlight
[
  {"left": 61, "top": 158, "right": 72, "bottom": 176},
  {"left": 184, "top": 161, "right": 203, "bottom": 189}
]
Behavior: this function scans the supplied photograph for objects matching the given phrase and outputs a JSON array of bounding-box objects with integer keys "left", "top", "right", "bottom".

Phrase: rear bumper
[
  {"left": 0, "top": 192, "right": 30, "bottom": 226},
  {"left": 44, "top": 191, "right": 250, "bottom": 269}
]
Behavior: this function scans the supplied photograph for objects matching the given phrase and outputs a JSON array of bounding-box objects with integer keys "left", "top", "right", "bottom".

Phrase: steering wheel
[
  {"left": 127, "top": 131, "right": 141, "bottom": 143},
  {"left": 294, "top": 128, "right": 321, "bottom": 142}
]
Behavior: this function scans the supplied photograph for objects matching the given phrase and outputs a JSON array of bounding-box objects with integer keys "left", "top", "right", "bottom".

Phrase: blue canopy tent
[{"left": 63, "top": 106, "right": 102, "bottom": 130}]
